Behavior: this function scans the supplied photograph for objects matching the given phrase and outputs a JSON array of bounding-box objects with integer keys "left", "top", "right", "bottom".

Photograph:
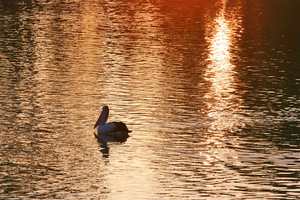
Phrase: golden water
[{"left": 1, "top": 0, "right": 299, "bottom": 199}]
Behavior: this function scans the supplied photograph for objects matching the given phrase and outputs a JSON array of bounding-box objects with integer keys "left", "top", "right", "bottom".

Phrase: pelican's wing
[{"left": 98, "top": 123, "right": 116, "bottom": 134}]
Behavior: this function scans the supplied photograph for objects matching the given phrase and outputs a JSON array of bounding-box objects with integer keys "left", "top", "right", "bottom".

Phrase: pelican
[{"left": 94, "top": 106, "right": 131, "bottom": 143}]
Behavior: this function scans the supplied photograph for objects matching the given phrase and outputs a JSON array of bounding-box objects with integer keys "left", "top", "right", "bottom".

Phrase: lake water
[{"left": 0, "top": 0, "right": 299, "bottom": 199}]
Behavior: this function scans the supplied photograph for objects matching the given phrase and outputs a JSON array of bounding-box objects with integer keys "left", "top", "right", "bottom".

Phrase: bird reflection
[{"left": 94, "top": 106, "right": 131, "bottom": 157}]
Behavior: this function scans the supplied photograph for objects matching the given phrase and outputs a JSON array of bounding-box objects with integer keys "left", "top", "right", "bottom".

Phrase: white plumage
[{"left": 94, "top": 106, "right": 131, "bottom": 143}]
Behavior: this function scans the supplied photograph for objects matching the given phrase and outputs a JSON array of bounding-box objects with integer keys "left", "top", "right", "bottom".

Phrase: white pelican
[{"left": 94, "top": 105, "right": 131, "bottom": 143}]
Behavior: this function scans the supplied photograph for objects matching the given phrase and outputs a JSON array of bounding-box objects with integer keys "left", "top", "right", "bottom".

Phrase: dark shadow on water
[
  {"left": 99, "top": 141, "right": 110, "bottom": 158},
  {"left": 94, "top": 132, "right": 129, "bottom": 158}
]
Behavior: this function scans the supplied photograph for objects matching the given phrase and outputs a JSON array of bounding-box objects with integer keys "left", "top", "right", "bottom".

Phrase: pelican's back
[{"left": 98, "top": 123, "right": 116, "bottom": 134}]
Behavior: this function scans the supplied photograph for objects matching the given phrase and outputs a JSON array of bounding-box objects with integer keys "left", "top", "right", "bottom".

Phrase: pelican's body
[{"left": 94, "top": 106, "right": 131, "bottom": 143}]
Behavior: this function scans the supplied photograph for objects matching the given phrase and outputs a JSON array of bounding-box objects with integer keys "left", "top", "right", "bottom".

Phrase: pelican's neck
[{"left": 94, "top": 106, "right": 109, "bottom": 128}]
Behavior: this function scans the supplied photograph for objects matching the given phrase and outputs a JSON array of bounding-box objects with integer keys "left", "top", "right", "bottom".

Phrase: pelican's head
[{"left": 94, "top": 105, "right": 109, "bottom": 128}]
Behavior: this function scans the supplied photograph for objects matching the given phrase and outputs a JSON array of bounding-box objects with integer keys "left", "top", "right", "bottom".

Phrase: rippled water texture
[{"left": 1, "top": 0, "right": 299, "bottom": 199}]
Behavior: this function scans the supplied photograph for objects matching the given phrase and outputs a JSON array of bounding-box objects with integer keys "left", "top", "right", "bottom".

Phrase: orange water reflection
[
  {"left": 3, "top": 0, "right": 299, "bottom": 199},
  {"left": 204, "top": 0, "right": 245, "bottom": 134},
  {"left": 201, "top": 0, "right": 245, "bottom": 180}
]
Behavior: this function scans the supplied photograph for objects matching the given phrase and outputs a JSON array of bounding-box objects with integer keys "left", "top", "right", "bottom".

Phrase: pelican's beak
[
  {"left": 94, "top": 114, "right": 103, "bottom": 129},
  {"left": 94, "top": 106, "right": 109, "bottom": 128}
]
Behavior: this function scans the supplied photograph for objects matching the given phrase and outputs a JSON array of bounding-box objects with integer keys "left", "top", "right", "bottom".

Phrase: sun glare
[{"left": 204, "top": 0, "right": 243, "bottom": 133}]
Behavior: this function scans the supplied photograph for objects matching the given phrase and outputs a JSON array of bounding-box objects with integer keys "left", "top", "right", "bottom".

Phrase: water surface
[{"left": 1, "top": 0, "right": 299, "bottom": 199}]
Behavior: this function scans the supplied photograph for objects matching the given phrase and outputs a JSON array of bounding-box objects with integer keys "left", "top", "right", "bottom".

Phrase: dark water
[{"left": 1, "top": 0, "right": 299, "bottom": 199}]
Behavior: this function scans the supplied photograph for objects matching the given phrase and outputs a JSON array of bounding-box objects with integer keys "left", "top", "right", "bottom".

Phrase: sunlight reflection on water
[{"left": 0, "top": 0, "right": 299, "bottom": 199}]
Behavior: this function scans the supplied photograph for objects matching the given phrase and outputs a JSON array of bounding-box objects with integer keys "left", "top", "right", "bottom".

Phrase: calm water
[{"left": 1, "top": 0, "right": 299, "bottom": 199}]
